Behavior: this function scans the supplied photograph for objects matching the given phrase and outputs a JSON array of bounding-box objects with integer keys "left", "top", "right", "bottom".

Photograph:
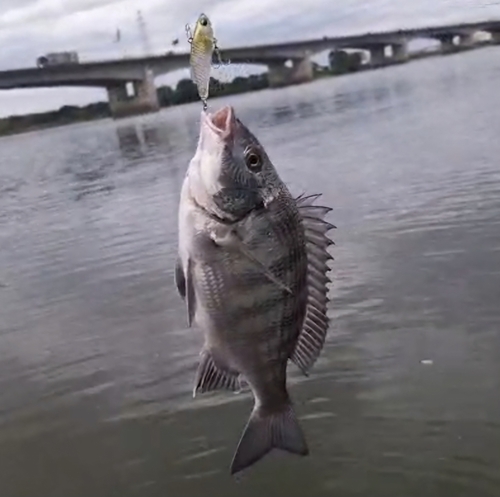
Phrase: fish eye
[{"left": 244, "top": 147, "right": 262, "bottom": 172}]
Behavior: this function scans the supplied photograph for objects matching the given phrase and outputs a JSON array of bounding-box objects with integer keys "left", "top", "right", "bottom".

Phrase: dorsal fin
[{"left": 292, "top": 193, "right": 335, "bottom": 375}]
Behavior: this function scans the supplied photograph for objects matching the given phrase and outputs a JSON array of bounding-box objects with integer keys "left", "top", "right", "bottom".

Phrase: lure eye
[
  {"left": 200, "top": 17, "right": 208, "bottom": 26},
  {"left": 244, "top": 147, "right": 263, "bottom": 172}
]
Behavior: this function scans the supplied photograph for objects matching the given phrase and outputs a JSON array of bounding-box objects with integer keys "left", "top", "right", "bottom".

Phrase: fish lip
[{"left": 202, "top": 106, "right": 235, "bottom": 138}]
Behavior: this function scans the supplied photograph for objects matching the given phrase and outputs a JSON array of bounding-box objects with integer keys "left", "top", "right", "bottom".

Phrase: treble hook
[
  {"left": 185, "top": 23, "right": 193, "bottom": 44},
  {"left": 213, "top": 38, "right": 231, "bottom": 68},
  {"left": 212, "top": 39, "right": 222, "bottom": 69}
]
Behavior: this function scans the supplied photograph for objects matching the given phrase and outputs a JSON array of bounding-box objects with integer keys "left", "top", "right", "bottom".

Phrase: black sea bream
[{"left": 175, "top": 106, "right": 335, "bottom": 475}]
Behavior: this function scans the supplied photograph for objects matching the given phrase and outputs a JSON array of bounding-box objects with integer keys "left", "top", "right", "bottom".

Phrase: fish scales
[{"left": 192, "top": 198, "right": 307, "bottom": 367}]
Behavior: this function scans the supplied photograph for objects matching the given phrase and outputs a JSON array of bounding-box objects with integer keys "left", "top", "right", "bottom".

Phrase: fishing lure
[{"left": 185, "top": 13, "right": 230, "bottom": 110}]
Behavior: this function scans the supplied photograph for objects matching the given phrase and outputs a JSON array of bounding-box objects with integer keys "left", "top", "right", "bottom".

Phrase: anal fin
[{"left": 193, "top": 350, "right": 240, "bottom": 397}]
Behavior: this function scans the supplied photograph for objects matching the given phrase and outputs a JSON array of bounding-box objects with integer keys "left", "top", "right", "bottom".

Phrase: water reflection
[
  {"left": 333, "top": 85, "right": 391, "bottom": 113},
  {"left": 115, "top": 123, "right": 171, "bottom": 161},
  {"left": 142, "top": 126, "right": 161, "bottom": 149},
  {"left": 64, "top": 151, "right": 116, "bottom": 202},
  {"left": 392, "top": 78, "right": 412, "bottom": 99},
  {"left": 271, "top": 105, "right": 295, "bottom": 124},
  {"left": 268, "top": 100, "right": 317, "bottom": 124},
  {"left": 116, "top": 125, "right": 143, "bottom": 160},
  {"left": 115, "top": 116, "right": 193, "bottom": 165},
  {"left": 0, "top": 177, "right": 25, "bottom": 197}
]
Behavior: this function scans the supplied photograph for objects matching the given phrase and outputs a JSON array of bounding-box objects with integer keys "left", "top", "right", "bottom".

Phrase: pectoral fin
[
  {"left": 174, "top": 257, "right": 186, "bottom": 299},
  {"left": 174, "top": 256, "right": 196, "bottom": 327},
  {"left": 186, "top": 257, "right": 196, "bottom": 327},
  {"left": 193, "top": 349, "right": 240, "bottom": 397},
  {"left": 210, "top": 230, "right": 292, "bottom": 295}
]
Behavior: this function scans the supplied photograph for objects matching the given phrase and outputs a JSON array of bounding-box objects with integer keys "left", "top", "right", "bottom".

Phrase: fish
[
  {"left": 175, "top": 105, "right": 335, "bottom": 475},
  {"left": 188, "top": 13, "right": 217, "bottom": 110}
]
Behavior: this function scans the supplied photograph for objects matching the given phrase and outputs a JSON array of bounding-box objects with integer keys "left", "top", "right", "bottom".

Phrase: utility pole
[
  {"left": 114, "top": 27, "right": 127, "bottom": 59},
  {"left": 137, "top": 10, "right": 152, "bottom": 57}
]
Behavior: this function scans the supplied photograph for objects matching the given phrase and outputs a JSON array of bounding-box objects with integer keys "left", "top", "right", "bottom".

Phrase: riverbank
[{"left": 0, "top": 40, "right": 494, "bottom": 137}]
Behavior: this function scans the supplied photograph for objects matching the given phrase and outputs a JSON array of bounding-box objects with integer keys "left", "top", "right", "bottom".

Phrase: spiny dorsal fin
[
  {"left": 193, "top": 349, "right": 240, "bottom": 397},
  {"left": 292, "top": 193, "right": 335, "bottom": 375}
]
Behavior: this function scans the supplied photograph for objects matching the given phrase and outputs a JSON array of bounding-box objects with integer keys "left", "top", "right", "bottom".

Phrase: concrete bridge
[{"left": 1, "top": 19, "right": 499, "bottom": 118}]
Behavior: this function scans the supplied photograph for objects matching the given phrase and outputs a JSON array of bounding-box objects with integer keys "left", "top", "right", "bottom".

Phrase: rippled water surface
[{"left": 2, "top": 47, "right": 500, "bottom": 496}]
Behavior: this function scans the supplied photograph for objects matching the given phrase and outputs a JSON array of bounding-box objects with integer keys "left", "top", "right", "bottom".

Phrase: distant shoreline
[{"left": 0, "top": 41, "right": 492, "bottom": 138}]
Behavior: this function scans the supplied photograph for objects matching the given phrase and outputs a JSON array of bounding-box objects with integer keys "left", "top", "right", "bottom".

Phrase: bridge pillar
[
  {"left": 490, "top": 30, "right": 500, "bottom": 44},
  {"left": 369, "top": 45, "right": 387, "bottom": 67},
  {"left": 267, "top": 56, "right": 314, "bottom": 88},
  {"left": 438, "top": 34, "right": 456, "bottom": 53},
  {"left": 267, "top": 62, "right": 288, "bottom": 88},
  {"left": 459, "top": 33, "right": 475, "bottom": 47},
  {"left": 106, "top": 68, "right": 160, "bottom": 119},
  {"left": 290, "top": 57, "right": 314, "bottom": 84},
  {"left": 392, "top": 40, "right": 409, "bottom": 62}
]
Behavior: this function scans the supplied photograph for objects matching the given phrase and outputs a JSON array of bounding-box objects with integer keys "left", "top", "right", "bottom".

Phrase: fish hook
[
  {"left": 213, "top": 38, "right": 231, "bottom": 68},
  {"left": 185, "top": 24, "right": 193, "bottom": 44},
  {"left": 212, "top": 39, "right": 222, "bottom": 69}
]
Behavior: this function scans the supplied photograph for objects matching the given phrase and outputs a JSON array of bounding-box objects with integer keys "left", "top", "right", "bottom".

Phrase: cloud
[{"left": 0, "top": 0, "right": 498, "bottom": 117}]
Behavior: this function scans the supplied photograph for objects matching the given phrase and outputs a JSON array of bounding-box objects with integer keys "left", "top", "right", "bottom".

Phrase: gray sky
[{"left": 0, "top": 0, "right": 499, "bottom": 117}]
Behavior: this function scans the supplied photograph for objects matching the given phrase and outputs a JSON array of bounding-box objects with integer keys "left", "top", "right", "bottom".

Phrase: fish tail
[{"left": 230, "top": 398, "right": 309, "bottom": 475}]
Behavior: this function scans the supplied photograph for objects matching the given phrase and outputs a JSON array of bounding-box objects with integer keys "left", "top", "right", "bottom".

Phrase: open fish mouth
[{"left": 204, "top": 105, "right": 235, "bottom": 137}]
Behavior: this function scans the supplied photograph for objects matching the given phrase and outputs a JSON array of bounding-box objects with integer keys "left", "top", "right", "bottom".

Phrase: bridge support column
[
  {"left": 106, "top": 69, "right": 160, "bottom": 119},
  {"left": 438, "top": 34, "right": 456, "bottom": 53},
  {"left": 489, "top": 30, "right": 500, "bottom": 44},
  {"left": 392, "top": 41, "right": 409, "bottom": 62},
  {"left": 290, "top": 57, "right": 314, "bottom": 84},
  {"left": 267, "top": 56, "right": 314, "bottom": 88},
  {"left": 267, "top": 62, "right": 288, "bottom": 88},
  {"left": 459, "top": 33, "right": 475, "bottom": 47},
  {"left": 369, "top": 46, "right": 387, "bottom": 67}
]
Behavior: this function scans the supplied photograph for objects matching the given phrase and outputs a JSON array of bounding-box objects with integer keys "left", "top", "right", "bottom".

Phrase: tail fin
[{"left": 230, "top": 401, "right": 309, "bottom": 475}]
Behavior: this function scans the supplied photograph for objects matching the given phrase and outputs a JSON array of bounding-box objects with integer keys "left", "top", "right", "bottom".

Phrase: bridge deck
[{"left": 0, "top": 19, "right": 497, "bottom": 83}]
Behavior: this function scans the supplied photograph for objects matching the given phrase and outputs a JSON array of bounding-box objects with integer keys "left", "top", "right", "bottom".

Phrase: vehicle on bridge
[{"left": 36, "top": 51, "right": 79, "bottom": 69}]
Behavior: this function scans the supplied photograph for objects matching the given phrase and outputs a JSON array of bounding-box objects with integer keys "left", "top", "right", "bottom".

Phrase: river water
[{"left": 1, "top": 46, "right": 500, "bottom": 496}]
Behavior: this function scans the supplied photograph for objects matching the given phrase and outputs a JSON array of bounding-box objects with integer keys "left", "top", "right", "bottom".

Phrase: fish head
[{"left": 187, "top": 106, "right": 279, "bottom": 222}]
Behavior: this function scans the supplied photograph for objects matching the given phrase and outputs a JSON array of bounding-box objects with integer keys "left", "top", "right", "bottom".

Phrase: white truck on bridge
[{"left": 36, "top": 51, "right": 79, "bottom": 69}]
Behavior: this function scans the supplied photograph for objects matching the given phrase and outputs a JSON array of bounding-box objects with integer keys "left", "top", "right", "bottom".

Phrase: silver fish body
[{"left": 175, "top": 106, "right": 335, "bottom": 474}]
